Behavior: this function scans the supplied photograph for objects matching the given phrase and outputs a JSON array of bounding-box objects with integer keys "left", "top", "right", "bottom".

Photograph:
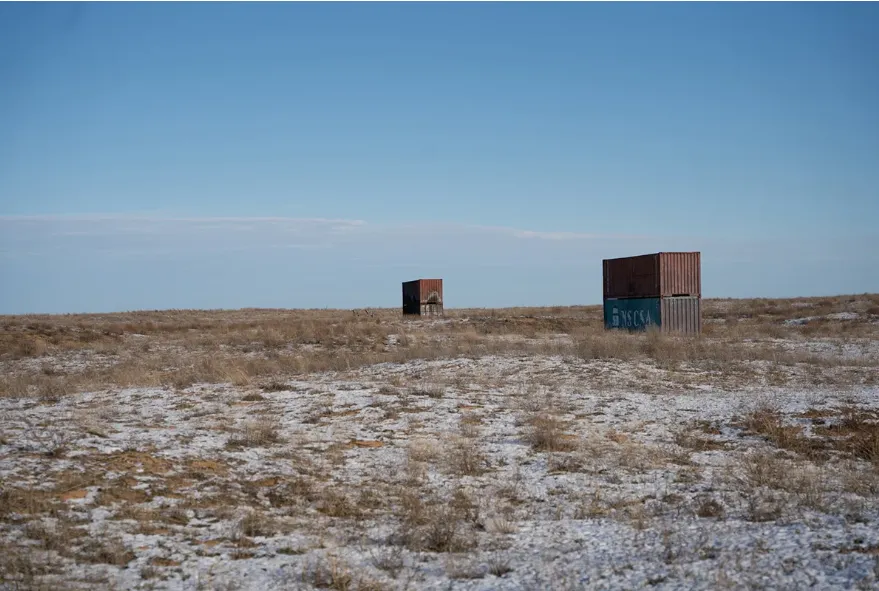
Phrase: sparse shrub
[
  {"left": 76, "top": 537, "right": 136, "bottom": 566},
  {"left": 852, "top": 430, "right": 879, "bottom": 465},
  {"left": 261, "top": 381, "right": 289, "bottom": 392},
  {"left": 695, "top": 497, "right": 725, "bottom": 519},
  {"left": 317, "top": 489, "right": 362, "bottom": 519},
  {"left": 641, "top": 329, "right": 689, "bottom": 367},
  {"left": 525, "top": 413, "right": 577, "bottom": 453},
  {"left": 576, "top": 333, "right": 637, "bottom": 361},
  {"left": 742, "top": 406, "right": 813, "bottom": 456},
  {"left": 422, "top": 509, "right": 474, "bottom": 553},
  {"left": 37, "top": 378, "right": 65, "bottom": 404},
  {"left": 407, "top": 438, "right": 440, "bottom": 464},
  {"left": 459, "top": 420, "right": 481, "bottom": 440},
  {"left": 10, "top": 336, "right": 50, "bottom": 359},
  {"left": 445, "top": 559, "right": 485, "bottom": 580},
  {"left": 450, "top": 487, "right": 481, "bottom": 525},
  {"left": 238, "top": 511, "right": 274, "bottom": 538},
  {"left": 745, "top": 491, "right": 785, "bottom": 522},
  {"left": 574, "top": 490, "right": 608, "bottom": 519},
  {"left": 0, "top": 545, "right": 55, "bottom": 588},
  {"left": 0, "top": 488, "right": 53, "bottom": 521},
  {"left": 547, "top": 453, "right": 585, "bottom": 473},
  {"left": 159, "top": 506, "right": 190, "bottom": 525},
  {"left": 830, "top": 407, "right": 879, "bottom": 465},
  {"left": 397, "top": 490, "right": 476, "bottom": 553},
  {"left": 371, "top": 546, "right": 405, "bottom": 578},
  {"left": 278, "top": 546, "right": 308, "bottom": 555},
  {"left": 300, "top": 555, "right": 382, "bottom": 591},
  {"left": 23, "top": 521, "right": 82, "bottom": 556},
  {"left": 487, "top": 555, "right": 514, "bottom": 577},
  {"left": 0, "top": 376, "right": 30, "bottom": 398},
  {"left": 409, "top": 384, "right": 444, "bottom": 399},
  {"left": 225, "top": 419, "right": 282, "bottom": 448},
  {"left": 740, "top": 451, "right": 787, "bottom": 489},
  {"left": 485, "top": 515, "right": 517, "bottom": 534},
  {"left": 674, "top": 430, "right": 726, "bottom": 452},
  {"left": 256, "top": 328, "right": 287, "bottom": 349},
  {"left": 446, "top": 437, "right": 488, "bottom": 476}
]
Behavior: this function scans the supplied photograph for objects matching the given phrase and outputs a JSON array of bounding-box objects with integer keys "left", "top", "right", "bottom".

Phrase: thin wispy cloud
[
  {"left": 3, "top": 215, "right": 873, "bottom": 260},
  {"left": 0, "top": 215, "right": 656, "bottom": 254},
  {"left": 2, "top": 214, "right": 875, "bottom": 314},
  {"left": 0, "top": 215, "right": 367, "bottom": 224},
  {"left": 510, "top": 229, "right": 647, "bottom": 241}
]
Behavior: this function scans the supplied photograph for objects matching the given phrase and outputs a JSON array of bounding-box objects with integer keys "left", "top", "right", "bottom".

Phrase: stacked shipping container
[
  {"left": 402, "top": 279, "right": 444, "bottom": 317},
  {"left": 602, "top": 252, "right": 702, "bottom": 334}
]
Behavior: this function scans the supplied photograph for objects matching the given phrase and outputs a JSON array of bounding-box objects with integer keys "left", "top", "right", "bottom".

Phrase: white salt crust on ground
[{"left": 1, "top": 352, "right": 878, "bottom": 590}]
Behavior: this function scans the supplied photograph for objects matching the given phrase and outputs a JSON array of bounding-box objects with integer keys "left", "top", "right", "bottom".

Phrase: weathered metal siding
[
  {"left": 603, "top": 297, "right": 661, "bottom": 331},
  {"left": 660, "top": 296, "right": 702, "bottom": 334},
  {"left": 402, "top": 280, "right": 421, "bottom": 315},
  {"left": 604, "top": 296, "right": 701, "bottom": 334},
  {"left": 603, "top": 254, "right": 658, "bottom": 300},
  {"left": 603, "top": 252, "right": 701, "bottom": 299},
  {"left": 402, "top": 279, "right": 444, "bottom": 316},
  {"left": 659, "top": 252, "right": 701, "bottom": 298},
  {"left": 417, "top": 279, "right": 443, "bottom": 304}
]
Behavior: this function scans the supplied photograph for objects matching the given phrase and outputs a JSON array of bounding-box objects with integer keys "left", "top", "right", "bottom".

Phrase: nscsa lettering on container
[
  {"left": 602, "top": 252, "right": 702, "bottom": 334},
  {"left": 612, "top": 306, "right": 655, "bottom": 329}
]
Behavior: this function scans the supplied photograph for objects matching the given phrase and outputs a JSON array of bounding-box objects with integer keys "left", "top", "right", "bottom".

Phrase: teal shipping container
[{"left": 604, "top": 296, "right": 702, "bottom": 334}]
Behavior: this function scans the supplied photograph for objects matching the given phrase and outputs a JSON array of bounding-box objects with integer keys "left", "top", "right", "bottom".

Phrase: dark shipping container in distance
[
  {"left": 402, "top": 279, "right": 444, "bottom": 317},
  {"left": 603, "top": 252, "right": 701, "bottom": 300}
]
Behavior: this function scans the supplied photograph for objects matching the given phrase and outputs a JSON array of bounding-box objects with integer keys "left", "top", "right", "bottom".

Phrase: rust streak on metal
[
  {"left": 402, "top": 279, "right": 444, "bottom": 317},
  {"left": 603, "top": 252, "right": 701, "bottom": 300}
]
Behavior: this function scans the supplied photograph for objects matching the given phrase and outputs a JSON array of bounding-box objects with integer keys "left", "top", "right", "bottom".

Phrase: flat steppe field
[{"left": 2, "top": 295, "right": 879, "bottom": 590}]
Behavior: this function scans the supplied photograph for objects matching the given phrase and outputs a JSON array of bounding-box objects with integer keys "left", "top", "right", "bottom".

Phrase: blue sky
[{"left": 1, "top": 2, "right": 877, "bottom": 313}]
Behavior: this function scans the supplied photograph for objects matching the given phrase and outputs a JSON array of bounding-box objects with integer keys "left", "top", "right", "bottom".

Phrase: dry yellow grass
[
  {"left": 2, "top": 294, "right": 876, "bottom": 402},
  {"left": 1, "top": 296, "right": 878, "bottom": 589},
  {"left": 2, "top": 293, "right": 877, "bottom": 390}
]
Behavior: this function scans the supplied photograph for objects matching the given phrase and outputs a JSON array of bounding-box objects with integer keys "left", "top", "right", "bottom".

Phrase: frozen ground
[
  {"left": 783, "top": 312, "right": 872, "bottom": 326},
  {"left": 2, "top": 347, "right": 879, "bottom": 590}
]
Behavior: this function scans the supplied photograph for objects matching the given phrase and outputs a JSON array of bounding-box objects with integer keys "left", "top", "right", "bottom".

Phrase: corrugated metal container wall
[
  {"left": 659, "top": 252, "right": 701, "bottom": 298},
  {"left": 603, "top": 296, "right": 701, "bottom": 334},
  {"left": 402, "top": 279, "right": 444, "bottom": 316},
  {"left": 603, "top": 252, "right": 701, "bottom": 299},
  {"left": 416, "top": 279, "right": 443, "bottom": 304},
  {"left": 603, "top": 297, "right": 661, "bottom": 331},
  {"left": 660, "top": 296, "right": 702, "bottom": 334},
  {"left": 603, "top": 254, "right": 660, "bottom": 300}
]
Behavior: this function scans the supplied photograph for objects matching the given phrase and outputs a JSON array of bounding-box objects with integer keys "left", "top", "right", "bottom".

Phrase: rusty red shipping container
[
  {"left": 402, "top": 279, "right": 444, "bottom": 316},
  {"left": 603, "top": 252, "right": 701, "bottom": 299}
]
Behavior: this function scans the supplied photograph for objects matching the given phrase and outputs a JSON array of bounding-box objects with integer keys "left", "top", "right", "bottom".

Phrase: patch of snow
[
  {"left": 784, "top": 312, "right": 861, "bottom": 326},
  {"left": 2, "top": 353, "right": 878, "bottom": 590}
]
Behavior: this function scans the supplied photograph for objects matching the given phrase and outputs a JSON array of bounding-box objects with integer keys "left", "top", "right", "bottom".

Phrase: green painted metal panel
[{"left": 604, "top": 297, "right": 661, "bottom": 331}]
